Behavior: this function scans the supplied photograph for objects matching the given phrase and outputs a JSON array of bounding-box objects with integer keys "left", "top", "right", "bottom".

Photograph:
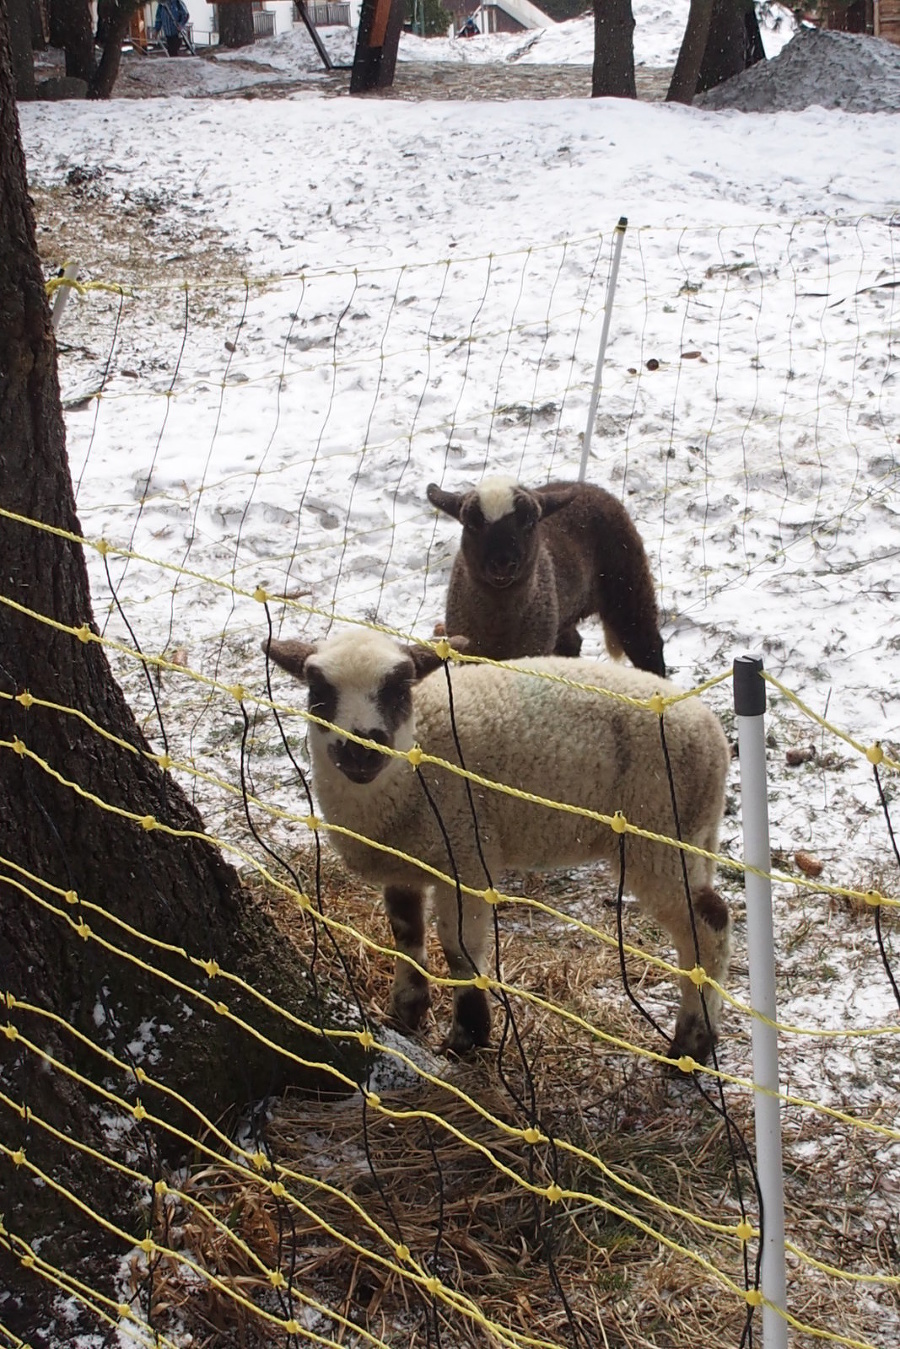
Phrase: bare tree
[
  {"left": 6, "top": 0, "right": 35, "bottom": 96},
  {"left": 29, "top": 0, "right": 49, "bottom": 47},
  {"left": 89, "top": 0, "right": 142, "bottom": 98},
  {"left": 697, "top": 0, "right": 764, "bottom": 94},
  {"left": 666, "top": 0, "right": 716, "bottom": 102},
  {"left": 48, "top": 0, "right": 95, "bottom": 82},
  {"left": 592, "top": 0, "right": 637, "bottom": 98},
  {"left": 0, "top": 3, "right": 361, "bottom": 1332},
  {"left": 218, "top": 0, "right": 255, "bottom": 48},
  {"left": 668, "top": 0, "right": 764, "bottom": 103}
]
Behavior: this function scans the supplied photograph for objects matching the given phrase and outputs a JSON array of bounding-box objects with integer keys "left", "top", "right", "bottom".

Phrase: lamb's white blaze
[{"left": 476, "top": 475, "right": 517, "bottom": 523}]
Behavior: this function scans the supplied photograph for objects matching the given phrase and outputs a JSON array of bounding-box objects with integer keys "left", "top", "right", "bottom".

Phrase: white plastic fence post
[
  {"left": 578, "top": 216, "right": 627, "bottom": 482},
  {"left": 50, "top": 262, "right": 79, "bottom": 333},
  {"left": 733, "top": 655, "right": 789, "bottom": 1349}
]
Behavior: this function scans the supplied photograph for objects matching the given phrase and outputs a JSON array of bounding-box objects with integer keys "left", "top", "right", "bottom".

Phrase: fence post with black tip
[{"left": 734, "top": 654, "right": 788, "bottom": 1349}]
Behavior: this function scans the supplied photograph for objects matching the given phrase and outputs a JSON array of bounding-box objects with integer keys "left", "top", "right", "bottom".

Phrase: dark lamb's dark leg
[
  {"left": 599, "top": 547, "right": 666, "bottom": 677},
  {"left": 553, "top": 626, "right": 583, "bottom": 657},
  {"left": 619, "top": 616, "right": 666, "bottom": 678}
]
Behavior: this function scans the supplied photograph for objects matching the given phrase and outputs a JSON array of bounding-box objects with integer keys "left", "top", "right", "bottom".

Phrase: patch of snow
[
  {"left": 367, "top": 1024, "right": 450, "bottom": 1092},
  {"left": 211, "top": 21, "right": 356, "bottom": 70}
]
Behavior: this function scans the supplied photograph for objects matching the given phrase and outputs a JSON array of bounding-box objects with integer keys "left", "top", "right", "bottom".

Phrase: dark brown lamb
[{"left": 426, "top": 475, "right": 666, "bottom": 675}]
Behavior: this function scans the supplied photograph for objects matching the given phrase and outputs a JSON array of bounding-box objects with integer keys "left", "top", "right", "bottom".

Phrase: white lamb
[{"left": 264, "top": 628, "right": 732, "bottom": 1064}]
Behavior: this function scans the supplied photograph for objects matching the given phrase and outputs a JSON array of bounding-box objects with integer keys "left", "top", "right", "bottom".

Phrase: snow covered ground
[
  {"left": 21, "top": 4, "right": 900, "bottom": 1090},
  {"left": 12, "top": 12, "right": 900, "bottom": 1344}
]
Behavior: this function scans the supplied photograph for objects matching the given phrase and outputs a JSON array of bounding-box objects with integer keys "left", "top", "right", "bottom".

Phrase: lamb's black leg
[
  {"left": 594, "top": 509, "right": 667, "bottom": 676},
  {"left": 599, "top": 568, "right": 666, "bottom": 677},
  {"left": 620, "top": 621, "right": 666, "bottom": 678},
  {"left": 434, "top": 884, "right": 492, "bottom": 1054},
  {"left": 554, "top": 625, "right": 583, "bottom": 657},
  {"left": 383, "top": 885, "right": 431, "bottom": 1033}
]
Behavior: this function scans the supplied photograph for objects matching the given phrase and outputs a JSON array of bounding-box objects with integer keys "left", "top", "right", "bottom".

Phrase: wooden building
[
  {"left": 817, "top": 0, "right": 900, "bottom": 44},
  {"left": 875, "top": 0, "right": 900, "bottom": 41}
]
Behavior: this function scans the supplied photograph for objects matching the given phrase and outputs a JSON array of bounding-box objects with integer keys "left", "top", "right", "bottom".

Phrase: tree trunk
[
  {"left": 591, "top": 0, "right": 636, "bottom": 99},
  {"left": 696, "top": 0, "right": 765, "bottom": 94},
  {"left": 218, "top": 1, "right": 255, "bottom": 48},
  {"left": 30, "top": 0, "right": 49, "bottom": 49},
  {"left": 6, "top": 0, "right": 36, "bottom": 98},
  {"left": 88, "top": 0, "right": 138, "bottom": 98},
  {"left": 48, "top": 0, "right": 95, "bottom": 82},
  {"left": 0, "top": 10, "right": 364, "bottom": 1334},
  {"left": 666, "top": 0, "right": 715, "bottom": 103}
]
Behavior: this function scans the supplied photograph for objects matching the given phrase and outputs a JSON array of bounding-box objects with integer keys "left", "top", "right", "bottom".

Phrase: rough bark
[
  {"left": 30, "top": 0, "right": 49, "bottom": 46},
  {"left": 218, "top": 1, "right": 255, "bottom": 48},
  {"left": 48, "top": 0, "right": 95, "bottom": 81},
  {"left": 666, "top": 0, "right": 715, "bottom": 102},
  {"left": 696, "top": 0, "right": 765, "bottom": 93},
  {"left": 6, "top": 0, "right": 35, "bottom": 98},
  {"left": 591, "top": 0, "right": 637, "bottom": 99},
  {"left": 88, "top": 0, "right": 139, "bottom": 98},
  {"left": 0, "top": 9, "right": 365, "bottom": 1334}
]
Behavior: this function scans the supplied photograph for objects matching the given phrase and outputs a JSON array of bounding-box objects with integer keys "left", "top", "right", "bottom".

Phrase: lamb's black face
[
  {"left": 305, "top": 641, "right": 418, "bottom": 786},
  {"left": 461, "top": 491, "right": 541, "bottom": 589}
]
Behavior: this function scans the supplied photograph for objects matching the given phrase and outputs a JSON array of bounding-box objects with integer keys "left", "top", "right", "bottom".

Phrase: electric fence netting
[{"left": 1, "top": 214, "right": 899, "bottom": 1349}]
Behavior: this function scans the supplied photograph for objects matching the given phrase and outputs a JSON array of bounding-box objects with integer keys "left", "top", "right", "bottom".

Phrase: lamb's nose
[{"left": 332, "top": 729, "right": 390, "bottom": 783}]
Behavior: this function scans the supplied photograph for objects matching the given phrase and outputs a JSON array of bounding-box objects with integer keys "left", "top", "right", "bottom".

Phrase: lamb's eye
[
  {"left": 381, "top": 670, "right": 410, "bottom": 703},
  {"left": 377, "top": 668, "right": 413, "bottom": 730},
  {"left": 306, "top": 674, "right": 335, "bottom": 721}
]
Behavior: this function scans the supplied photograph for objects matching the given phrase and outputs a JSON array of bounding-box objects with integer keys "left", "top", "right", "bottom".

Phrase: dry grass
[
  {"left": 31, "top": 176, "right": 243, "bottom": 290},
  {"left": 121, "top": 843, "right": 900, "bottom": 1348}
]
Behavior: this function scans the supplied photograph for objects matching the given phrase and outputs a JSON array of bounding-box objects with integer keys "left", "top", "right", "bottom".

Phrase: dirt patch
[
  {"left": 33, "top": 42, "right": 673, "bottom": 102},
  {"left": 30, "top": 169, "right": 243, "bottom": 283},
  {"left": 348, "top": 61, "right": 672, "bottom": 102}
]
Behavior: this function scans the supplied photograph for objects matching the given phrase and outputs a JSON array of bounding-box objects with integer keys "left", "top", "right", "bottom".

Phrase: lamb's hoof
[
  {"left": 445, "top": 988, "right": 492, "bottom": 1057},
  {"left": 667, "top": 1014, "right": 716, "bottom": 1071},
  {"left": 443, "top": 1026, "right": 490, "bottom": 1059},
  {"left": 386, "top": 990, "right": 431, "bottom": 1037}
]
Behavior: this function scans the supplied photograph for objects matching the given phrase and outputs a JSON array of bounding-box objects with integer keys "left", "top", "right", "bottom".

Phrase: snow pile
[
  {"left": 396, "top": 11, "right": 678, "bottom": 68},
  {"left": 209, "top": 21, "right": 356, "bottom": 70},
  {"left": 392, "top": 3, "right": 791, "bottom": 69},
  {"left": 207, "top": 2, "right": 790, "bottom": 75},
  {"left": 400, "top": 3, "right": 692, "bottom": 67},
  {"left": 698, "top": 28, "right": 900, "bottom": 113}
]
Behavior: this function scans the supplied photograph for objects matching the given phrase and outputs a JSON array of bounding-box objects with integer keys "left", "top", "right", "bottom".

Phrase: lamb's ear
[
  {"left": 262, "top": 637, "right": 317, "bottom": 680},
  {"left": 457, "top": 493, "right": 485, "bottom": 530},
  {"left": 404, "top": 635, "right": 471, "bottom": 680},
  {"left": 512, "top": 488, "right": 541, "bottom": 526},
  {"left": 427, "top": 483, "right": 465, "bottom": 520},
  {"left": 536, "top": 485, "right": 578, "bottom": 519}
]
